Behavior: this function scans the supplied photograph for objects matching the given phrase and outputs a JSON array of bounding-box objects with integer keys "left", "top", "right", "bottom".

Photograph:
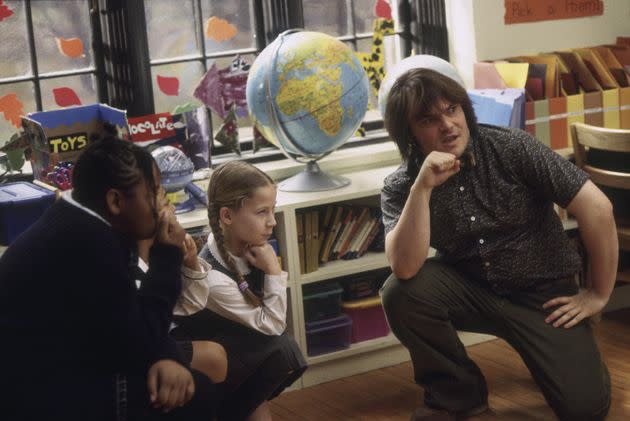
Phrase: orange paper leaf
[
  {"left": 56, "top": 37, "right": 85, "bottom": 58},
  {"left": 0, "top": 93, "right": 24, "bottom": 128},
  {"left": 205, "top": 16, "right": 237, "bottom": 42}
]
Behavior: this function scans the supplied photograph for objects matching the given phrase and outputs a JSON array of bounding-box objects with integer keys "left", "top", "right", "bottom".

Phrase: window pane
[
  {"left": 353, "top": 0, "right": 379, "bottom": 34},
  {"left": 0, "top": 82, "right": 36, "bottom": 146},
  {"left": 0, "top": 1, "right": 31, "bottom": 78},
  {"left": 151, "top": 62, "right": 205, "bottom": 114},
  {"left": 201, "top": 0, "right": 255, "bottom": 54},
  {"left": 303, "top": 0, "right": 350, "bottom": 36},
  {"left": 31, "top": 0, "right": 94, "bottom": 74},
  {"left": 40, "top": 74, "right": 97, "bottom": 111},
  {"left": 145, "top": 0, "right": 201, "bottom": 60}
]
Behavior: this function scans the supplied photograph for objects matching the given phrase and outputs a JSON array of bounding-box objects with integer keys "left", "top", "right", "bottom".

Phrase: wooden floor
[{"left": 270, "top": 308, "right": 630, "bottom": 420}]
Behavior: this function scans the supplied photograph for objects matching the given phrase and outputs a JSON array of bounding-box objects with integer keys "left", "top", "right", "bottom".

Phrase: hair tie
[{"left": 238, "top": 281, "right": 249, "bottom": 292}]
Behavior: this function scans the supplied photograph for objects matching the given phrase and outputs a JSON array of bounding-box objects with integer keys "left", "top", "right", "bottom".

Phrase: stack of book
[{"left": 296, "top": 206, "right": 383, "bottom": 274}]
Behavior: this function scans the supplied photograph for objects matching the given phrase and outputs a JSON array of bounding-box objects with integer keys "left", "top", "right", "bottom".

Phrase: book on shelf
[
  {"left": 330, "top": 207, "right": 357, "bottom": 261},
  {"left": 357, "top": 217, "right": 383, "bottom": 258},
  {"left": 344, "top": 216, "right": 378, "bottom": 260},
  {"left": 296, "top": 212, "right": 306, "bottom": 274},
  {"left": 319, "top": 206, "right": 345, "bottom": 263},
  {"left": 338, "top": 207, "right": 371, "bottom": 259}
]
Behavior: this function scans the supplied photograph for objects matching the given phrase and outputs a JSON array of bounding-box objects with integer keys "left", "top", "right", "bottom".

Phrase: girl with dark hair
[
  {"left": 170, "top": 160, "right": 307, "bottom": 421},
  {"left": 0, "top": 138, "right": 222, "bottom": 420}
]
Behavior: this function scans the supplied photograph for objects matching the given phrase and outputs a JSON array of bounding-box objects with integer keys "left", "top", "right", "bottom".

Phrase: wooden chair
[{"left": 571, "top": 123, "right": 630, "bottom": 309}]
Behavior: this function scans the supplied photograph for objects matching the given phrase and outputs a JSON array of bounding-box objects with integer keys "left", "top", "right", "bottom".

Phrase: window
[
  {"left": 1, "top": 0, "right": 447, "bottom": 165},
  {"left": 0, "top": 0, "right": 101, "bottom": 145},
  {"left": 141, "top": 0, "right": 408, "bottom": 160}
]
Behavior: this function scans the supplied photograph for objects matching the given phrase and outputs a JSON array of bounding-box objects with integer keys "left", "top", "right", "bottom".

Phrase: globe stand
[{"left": 278, "top": 160, "right": 350, "bottom": 192}]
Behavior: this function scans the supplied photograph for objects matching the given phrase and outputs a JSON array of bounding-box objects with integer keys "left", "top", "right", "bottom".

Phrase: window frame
[{"left": 0, "top": 0, "right": 107, "bottom": 112}]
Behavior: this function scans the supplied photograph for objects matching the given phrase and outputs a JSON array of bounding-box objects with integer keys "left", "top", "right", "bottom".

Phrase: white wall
[{"left": 446, "top": 0, "right": 630, "bottom": 87}]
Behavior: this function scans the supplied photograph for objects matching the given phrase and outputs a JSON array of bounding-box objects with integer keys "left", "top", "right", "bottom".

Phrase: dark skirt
[{"left": 171, "top": 308, "right": 307, "bottom": 421}]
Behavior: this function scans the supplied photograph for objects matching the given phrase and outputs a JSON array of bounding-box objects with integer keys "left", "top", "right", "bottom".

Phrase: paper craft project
[
  {"left": 56, "top": 37, "right": 84, "bottom": 58},
  {"left": 205, "top": 16, "right": 237, "bottom": 42},
  {"left": 53, "top": 87, "right": 81, "bottom": 107},
  {"left": 374, "top": 0, "right": 392, "bottom": 20},
  {"left": 157, "top": 75, "right": 180, "bottom": 96},
  {"left": 0, "top": 0, "right": 13, "bottom": 21},
  {"left": 214, "top": 104, "right": 240, "bottom": 155},
  {"left": 0, "top": 93, "right": 24, "bottom": 128},
  {"left": 356, "top": 18, "right": 394, "bottom": 97},
  {"left": 193, "top": 55, "right": 249, "bottom": 119}
]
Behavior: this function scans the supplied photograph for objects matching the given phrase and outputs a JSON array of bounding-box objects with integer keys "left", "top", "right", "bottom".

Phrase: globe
[
  {"left": 246, "top": 30, "right": 369, "bottom": 191},
  {"left": 151, "top": 145, "right": 196, "bottom": 213}
]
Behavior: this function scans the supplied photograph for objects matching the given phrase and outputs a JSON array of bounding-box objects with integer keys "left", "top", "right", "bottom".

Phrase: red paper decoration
[
  {"left": 53, "top": 87, "right": 82, "bottom": 107},
  {"left": 157, "top": 75, "right": 180, "bottom": 96}
]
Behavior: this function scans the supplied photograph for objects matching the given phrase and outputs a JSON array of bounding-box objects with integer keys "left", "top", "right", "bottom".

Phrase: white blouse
[{"left": 174, "top": 234, "right": 288, "bottom": 336}]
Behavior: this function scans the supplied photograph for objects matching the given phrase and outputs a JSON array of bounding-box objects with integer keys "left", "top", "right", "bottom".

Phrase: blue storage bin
[
  {"left": 0, "top": 182, "right": 56, "bottom": 245},
  {"left": 305, "top": 313, "right": 352, "bottom": 356},
  {"left": 303, "top": 282, "right": 343, "bottom": 322}
]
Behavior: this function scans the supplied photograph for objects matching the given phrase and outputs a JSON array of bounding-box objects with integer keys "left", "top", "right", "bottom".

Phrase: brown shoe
[{"left": 409, "top": 403, "right": 489, "bottom": 421}]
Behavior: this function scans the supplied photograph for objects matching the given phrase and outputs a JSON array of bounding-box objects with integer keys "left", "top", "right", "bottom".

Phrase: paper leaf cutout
[
  {"left": 157, "top": 75, "right": 180, "bottom": 96},
  {"left": 0, "top": 0, "right": 13, "bottom": 21},
  {"left": 374, "top": 0, "right": 392, "bottom": 20},
  {"left": 205, "top": 16, "right": 237, "bottom": 42},
  {"left": 0, "top": 93, "right": 24, "bottom": 128},
  {"left": 193, "top": 55, "right": 249, "bottom": 119},
  {"left": 53, "top": 87, "right": 82, "bottom": 107},
  {"left": 56, "top": 37, "right": 85, "bottom": 58}
]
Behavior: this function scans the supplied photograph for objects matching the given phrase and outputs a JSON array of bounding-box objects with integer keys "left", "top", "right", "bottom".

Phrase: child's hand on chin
[
  {"left": 244, "top": 243, "right": 281, "bottom": 276},
  {"left": 181, "top": 234, "right": 201, "bottom": 271}
]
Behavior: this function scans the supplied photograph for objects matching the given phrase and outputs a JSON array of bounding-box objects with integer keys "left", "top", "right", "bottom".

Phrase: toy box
[
  {"left": 0, "top": 182, "right": 56, "bottom": 245},
  {"left": 342, "top": 296, "right": 390, "bottom": 343},
  {"left": 21, "top": 104, "right": 128, "bottom": 190}
]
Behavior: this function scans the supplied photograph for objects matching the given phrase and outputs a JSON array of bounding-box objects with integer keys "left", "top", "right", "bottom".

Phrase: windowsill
[{"left": 256, "top": 141, "right": 402, "bottom": 182}]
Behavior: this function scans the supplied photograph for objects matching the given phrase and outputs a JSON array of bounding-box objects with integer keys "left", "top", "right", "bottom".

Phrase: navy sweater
[{"left": 0, "top": 199, "right": 184, "bottom": 419}]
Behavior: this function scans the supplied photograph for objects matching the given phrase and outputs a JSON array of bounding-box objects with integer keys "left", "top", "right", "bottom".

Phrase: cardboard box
[{"left": 21, "top": 104, "right": 128, "bottom": 190}]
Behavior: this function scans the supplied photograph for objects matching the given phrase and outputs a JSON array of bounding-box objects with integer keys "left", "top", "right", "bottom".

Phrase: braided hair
[
  {"left": 72, "top": 136, "right": 157, "bottom": 215},
  {"left": 207, "top": 161, "right": 275, "bottom": 307}
]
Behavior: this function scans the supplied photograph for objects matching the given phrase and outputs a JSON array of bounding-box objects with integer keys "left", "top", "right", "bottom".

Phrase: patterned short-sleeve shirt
[{"left": 381, "top": 124, "right": 589, "bottom": 293}]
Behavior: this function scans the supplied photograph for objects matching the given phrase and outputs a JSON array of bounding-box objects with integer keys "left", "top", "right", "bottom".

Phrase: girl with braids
[{"left": 170, "top": 160, "right": 307, "bottom": 421}]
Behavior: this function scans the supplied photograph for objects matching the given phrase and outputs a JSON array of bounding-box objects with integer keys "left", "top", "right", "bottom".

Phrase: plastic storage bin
[
  {"left": 342, "top": 296, "right": 390, "bottom": 343},
  {"left": 302, "top": 282, "right": 343, "bottom": 322},
  {"left": 0, "top": 182, "right": 56, "bottom": 245},
  {"left": 305, "top": 313, "right": 352, "bottom": 356}
]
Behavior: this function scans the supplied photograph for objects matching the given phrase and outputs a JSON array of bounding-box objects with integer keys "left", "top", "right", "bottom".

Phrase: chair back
[{"left": 571, "top": 123, "right": 630, "bottom": 191}]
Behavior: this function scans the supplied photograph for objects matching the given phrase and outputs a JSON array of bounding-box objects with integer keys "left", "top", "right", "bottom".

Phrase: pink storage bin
[{"left": 342, "top": 296, "right": 390, "bottom": 343}]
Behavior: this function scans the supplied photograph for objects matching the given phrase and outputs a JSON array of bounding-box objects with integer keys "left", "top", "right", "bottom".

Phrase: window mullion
[{"left": 24, "top": 0, "right": 42, "bottom": 111}]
